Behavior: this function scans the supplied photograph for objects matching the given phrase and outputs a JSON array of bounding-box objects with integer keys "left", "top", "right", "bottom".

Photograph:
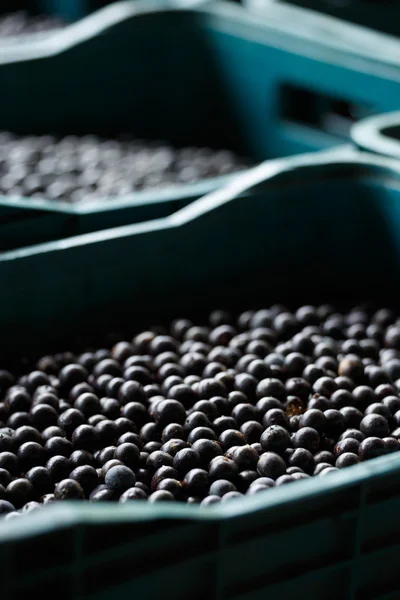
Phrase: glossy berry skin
[
  {"left": 358, "top": 437, "right": 386, "bottom": 460},
  {"left": 257, "top": 452, "right": 286, "bottom": 480},
  {"left": 183, "top": 469, "right": 209, "bottom": 496},
  {"left": 260, "top": 426, "right": 291, "bottom": 454},
  {"left": 104, "top": 465, "right": 136, "bottom": 491},
  {"left": 54, "top": 479, "right": 85, "bottom": 500},
  {"left": 209, "top": 457, "right": 238, "bottom": 481},
  {"left": 119, "top": 487, "right": 148, "bottom": 502},
  {"left": 0, "top": 500, "right": 15, "bottom": 514},
  {"left": 335, "top": 453, "right": 360, "bottom": 469},
  {"left": 149, "top": 490, "right": 175, "bottom": 502},
  {"left": 26, "top": 466, "right": 52, "bottom": 496},
  {"left": 360, "top": 415, "right": 389, "bottom": 438},
  {"left": 292, "top": 428, "right": 320, "bottom": 453},
  {"left": 6, "top": 478, "right": 34, "bottom": 508},
  {"left": 298, "top": 410, "right": 326, "bottom": 434},
  {"left": 289, "top": 448, "right": 314, "bottom": 474},
  {"left": 232, "top": 445, "right": 259, "bottom": 470},
  {"left": 70, "top": 466, "right": 98, "bottom": 496}
]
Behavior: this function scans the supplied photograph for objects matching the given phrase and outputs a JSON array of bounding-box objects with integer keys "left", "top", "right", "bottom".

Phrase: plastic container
[
  {"left": 352, "top": 111, "right": 400, "bottom": 161},
  {"left": 0, "top": 0, "right": 396, "bottom": 240},
  {"left": 2, "top": 151, "right": 400, "bottom": 598},
  {"left": 0, "top": 175, "right": 237, "bottom": 252},
  {"left": 247, "top": 0, "right": 400, "bottom": 37}
]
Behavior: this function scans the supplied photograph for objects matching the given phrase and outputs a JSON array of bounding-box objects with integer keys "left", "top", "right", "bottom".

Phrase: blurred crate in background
[
  {"left": 352, "top": 111, "right": 400, "bottom": 160},
  {"left": 0, "top": 0, "right": 399, "bottom": 251},
  {"left": 244, "top": 0, "right": 400, "bottom": 37}
]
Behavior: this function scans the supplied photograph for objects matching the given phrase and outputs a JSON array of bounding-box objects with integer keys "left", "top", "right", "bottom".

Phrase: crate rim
[
  {"left": 244, "top": 0, "right": 400, "bottom": 65},
  {"left": 0, "top": 446, "right": 398, "bottom": 541},
  {"left": 2, "top": 0, "right": 400, "bottom": 68},
  {"left": 352, "top": 111, "right": 400, "bottom": 160}
]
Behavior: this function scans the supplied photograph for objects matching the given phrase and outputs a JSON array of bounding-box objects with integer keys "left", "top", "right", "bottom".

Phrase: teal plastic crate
[
  {"left": 352, "top": 111, "right": 400, "bottom": 161},
  {"left": 0, "top": 0, "right": 398, "bottom": 247},
  {"left": 247, "top": 0, "right": 400, "bottom": 37},
  {"left": 0, "top": 175, "right": 237, "bottom": 252},
  {"left": 2, "top": 151, "right": 400, "bottom": 598}
]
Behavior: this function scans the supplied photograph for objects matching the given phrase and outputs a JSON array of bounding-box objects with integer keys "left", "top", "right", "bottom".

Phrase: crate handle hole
[{"left": 281, "top": 84, "right": 372, "bottom": 138}]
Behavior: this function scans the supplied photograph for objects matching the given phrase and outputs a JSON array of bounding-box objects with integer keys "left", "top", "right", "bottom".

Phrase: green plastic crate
[
  {"left": 352, "top": 111, "right": 400, "bottom": 161},
  {"left": 246, "top": 0, "right": 400, "bottom": 37},
  {"left": 2, "top": 151, "right": 400, "bottom": 598},
  {"left": 0, "top": 0, "right": 395, "bottom": 247}
]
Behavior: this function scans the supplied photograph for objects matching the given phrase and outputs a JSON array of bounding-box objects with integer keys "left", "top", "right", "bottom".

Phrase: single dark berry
[
  {"left": 209, "top": 456, "right": 238, "bottom": 481},
  {"left": 339, "top": 429, "right": 366, "bottom": 442},
  {"left": 26, "top": 466, "right": 52, "bottom": 495},
  {"left": 340, "top": 407, "right": 363, "bottom": 429},
  {"left": 6, "top": 478, "right": 34, "bottom": 508},
  {"left": 59, "top": 364, "right": 88, "bottom": 391},
  {"left": 289, "top": 448, "right": 314, "bottom": 474},
  {"left": 173, "top": 448, "right": 201, "bottom": 475},
  {"left": 334, "top": 438, "right": 360, "bottom": 456},
  {"left": 292, "top": 427, "right": 320, "bottom": 452},
  {"left": 365, "top": 403, "right": 392, "bottom": 421},
  {"left": 72, "top": 425, "right": 100, "bottom": 451},
  {"left": 147, "top": 451, "right": 174, "bottom": 471},
  {"left": 260, "top": 425, "right": 291, "bottom": 454},
  {"left": 30, "top": 404, "right": 58, "bottom": 430},
  {"left": 54, "top": 478, "right": 84, "bottom": 500},
  {"left": 257, "top": 452, "right": 286, "bottom": 479},
  {"left": 383, "top": 437, "right": 400, "bottom": 453},
  {"left": 360, "top": 414, "right": 389, "bottom": 438},
  {"left": 0, "top": 452, "right": 18, "bottom": 475},
  {"left": 219, "top": 429, "right": 246, "bottom": 450},
  {"left": 358, "top": 437, "right": 386, "bottom": 460},
  {"left": 335, "top": 452, "right": 360, "bottom": 468},
  {"left": 324, "top": 410, "right": 345, "bottom": 438},
  {"left": 105, "top": 465, "right": 136, "bottom": 491},
  {"left": 120, "top": 487, "right": 148, "bottom": 502},
  {"left": 151, "top": 466, "right": 180, "bottom": 491},
  {"left": 352, "top": 386, "right": 376, "bottom": 410},
  {"left": 70, "top": 465, "right": 98, "bottom": 495},
  {"left": 149, "top": 490, "right": 175, "bottom": 502},
  {"left": 183, "top": 468, "right": 209, "bottom": 496},
  {"left": 18, "top": 441, "right": 46, "bottom": 470},
  {"left": 46, "top": 455, "right": 72, "bottom": 483},
  {"left": 42, "top": 426, "right": 66, "bottom": 442},
  {"left": 299, "top": 410, "right": 326, "bottom": 434},
  {"left": 240, "top": 421, "right": 263, "bottom": 443},
  {"left": 90, "top": 486, "right": 115, "bottom": 502},
  {"left": 58, "top": 408, "right": 85, "bottom": 435},
  {"left": 192, "top": 439, "right": 222, "bottom": 466},
  {"left": 256, "top": 378, "right": 286, "bottom": 400},
  {"left": 0, "top": 500, "right": 15, "bottom": 514},
  {"left": 100, "top": 398, "right": 121, "bottom": 420},
  {"left": 187, "top": 427, "right": 217, "bottom": 444},
  {"left": 262, "top": 408, "right": 290, "bottom": 429},
  {"left": 232, "top": 445, "right": 259, "bottom": 469},
  {"left": 382, "top": 396, "right": 400, "bottom": 415},
  {"left": 115, "top": 443, "right": 140, "bottom": 470}
]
